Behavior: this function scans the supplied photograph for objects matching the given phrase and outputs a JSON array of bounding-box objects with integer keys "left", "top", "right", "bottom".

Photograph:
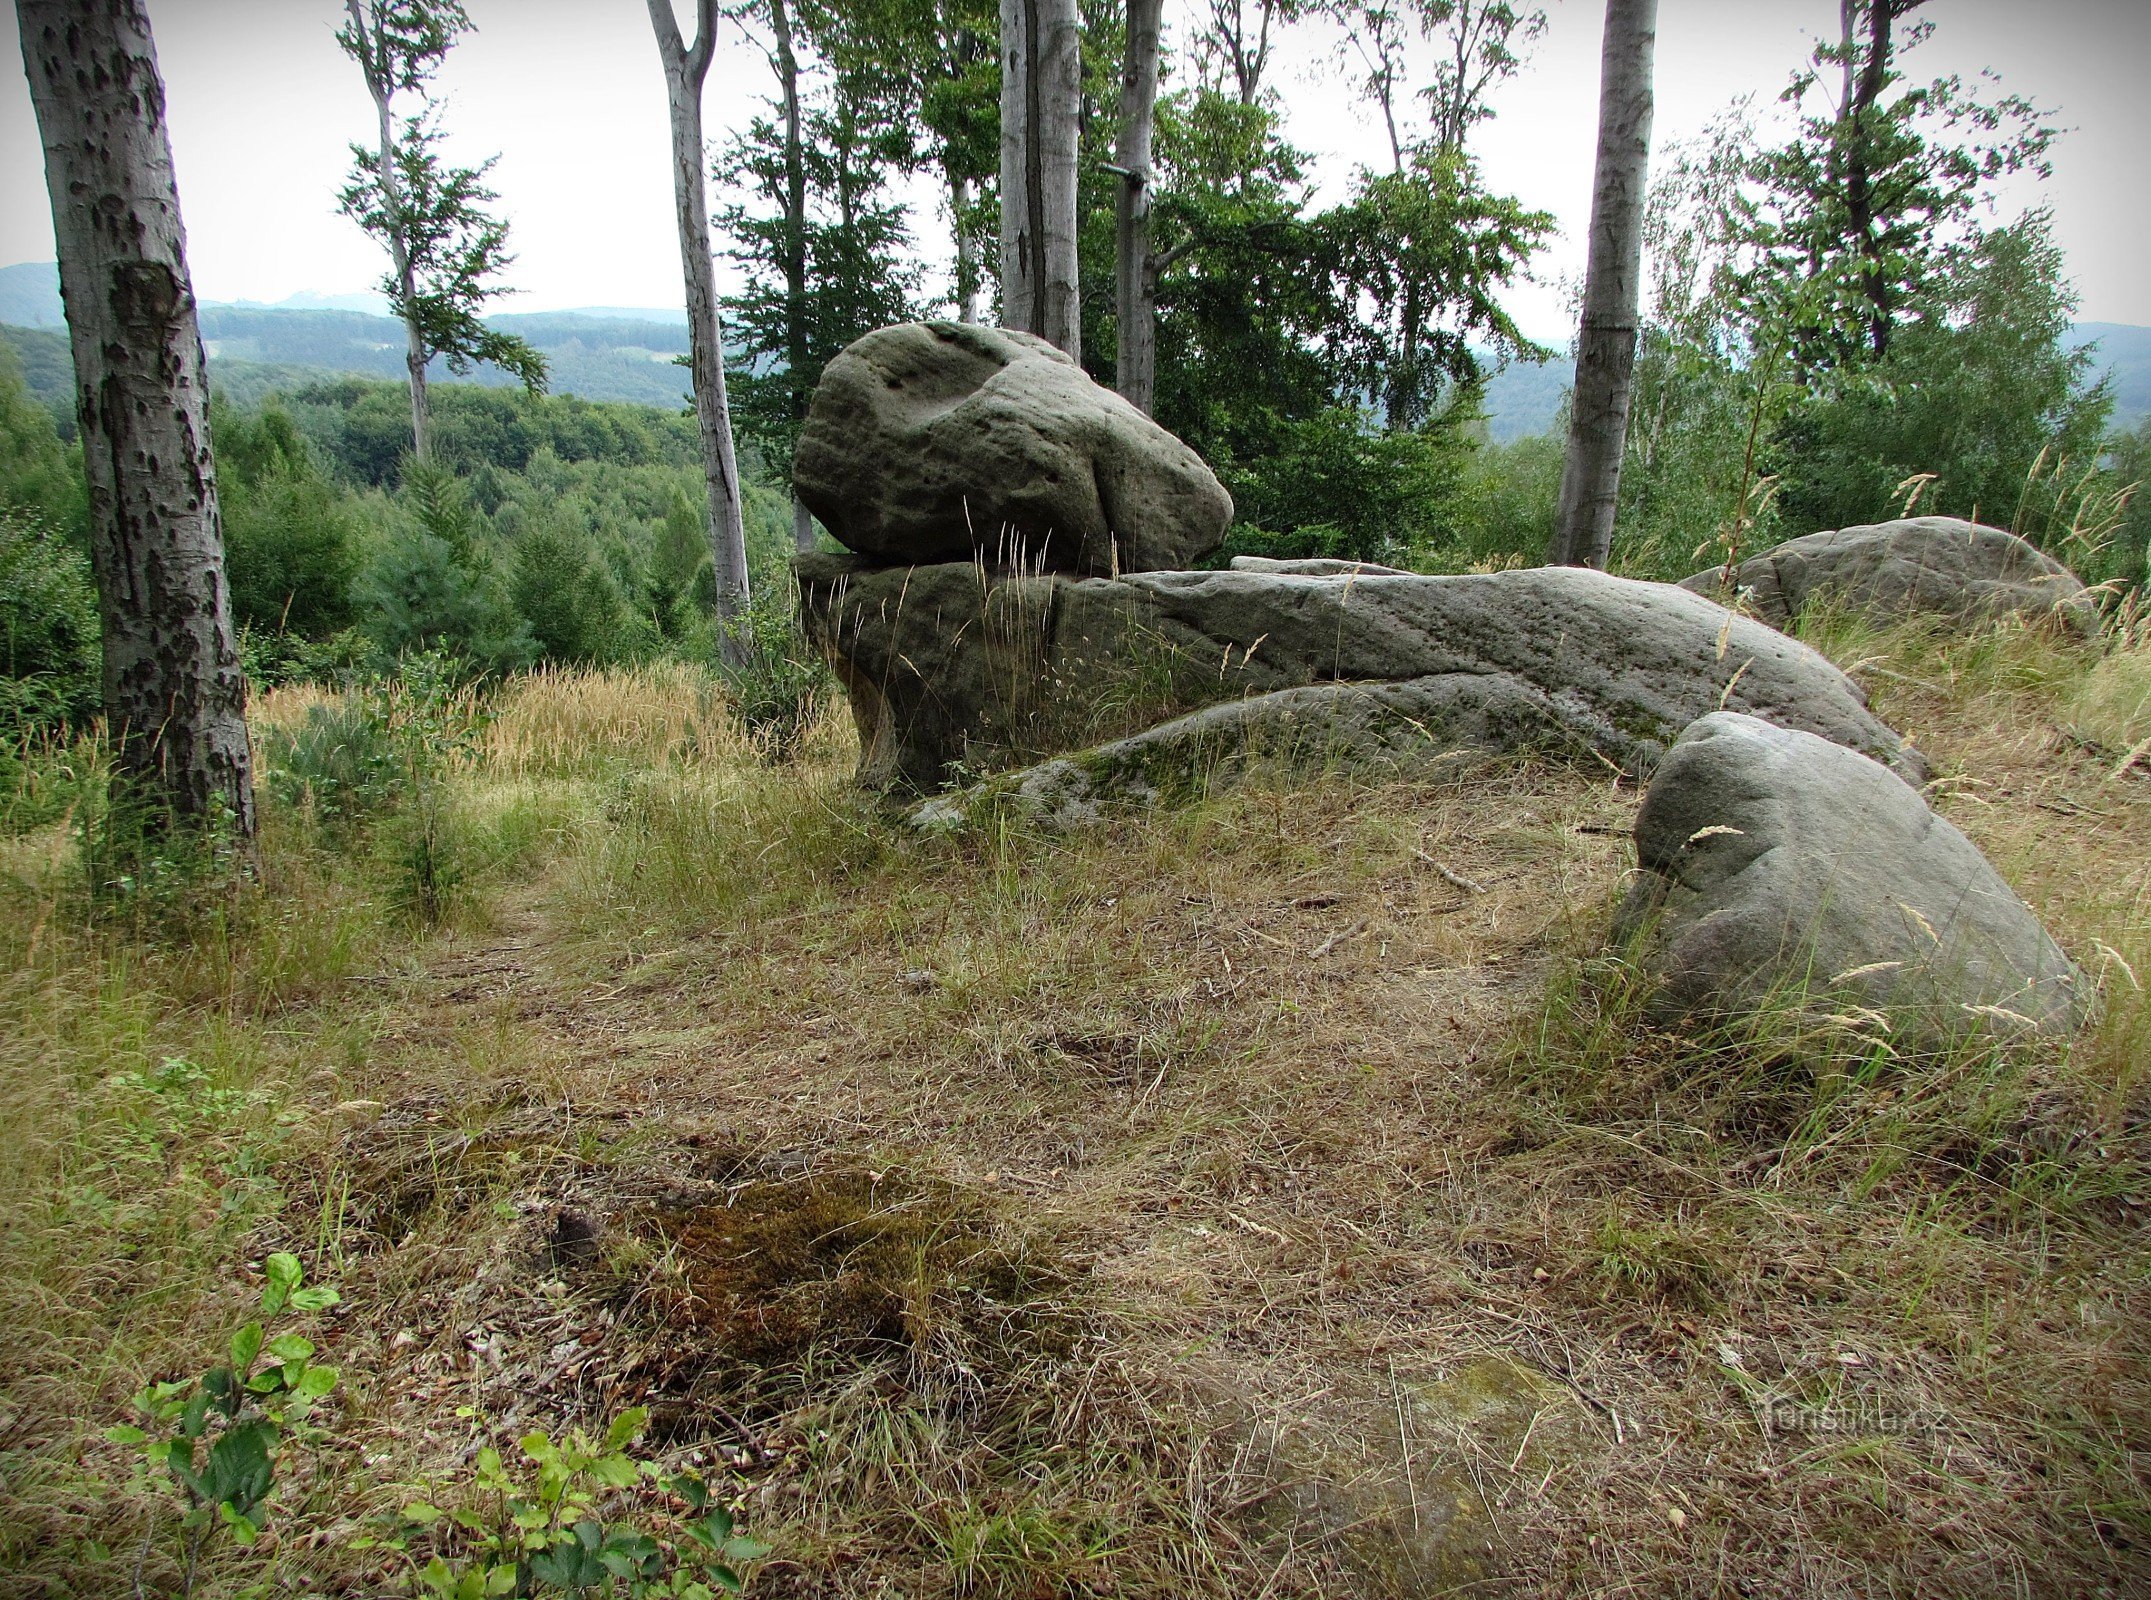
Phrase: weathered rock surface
[
  {"left": 797, "top": 553, "right": 1927, "bottom": 794},
  {"left": 908, "top": 674, "right": 1610, "bottom": 830},
  {"left": 1614, "top": 712, "right": 2084, "bottom": 1041},
  {"left": 1227, "top": 554, "right": 1411, "bottom": 577},
  {"left": 792, "top": 321, "right": 1232, "bottom": 574},
  {"left": 1678, "top": 516, "right": 2091, "bottom": 629}
]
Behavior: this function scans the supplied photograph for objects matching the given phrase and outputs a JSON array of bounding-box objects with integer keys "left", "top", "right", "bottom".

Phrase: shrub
[{"left": 0, "top": 505, "right": 100, "bottom": 733}]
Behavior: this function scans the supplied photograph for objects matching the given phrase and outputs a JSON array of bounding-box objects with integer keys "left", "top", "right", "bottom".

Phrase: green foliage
[
  {"left": 0, "top": 505, "right": 100, "bottom": 733},
  {"left": 337, "top": 2, "right": 547, "bottom": 405},
  {"left": 106, "top": 1251, "right": 340, "bottom": 1594},
  {"left": 215, "top": 401, "right": 364, "bottom": 637},
  {"left": 361, "top": 1408, "right": 768, "bottom": 1598},
  {"left": 259, "top": 651, "right": 490, "bottom": 920},
  {"left": 511, "top": 519, "right": 636, "bottom": 667},
  {"left": 2105, "top": 419, "right": 2151, "bottom": 594},
  {"left": 360, "top": 467, "right": 533, "bottom": 674},
  {"left": 713, "top": 588, "right": 830, "bottom": 762},
  {"left": 717, "top": 6, "right": 925, "bottom": 479},
  {"left": 1218, "top": 407, "right": 1471, "bottom": 564},
  {"left": 1774, "top": 216, "right": 2112, "bottom": 539},
  {"left": 0, "top": 340, "right": 83, "bottom": 533}
]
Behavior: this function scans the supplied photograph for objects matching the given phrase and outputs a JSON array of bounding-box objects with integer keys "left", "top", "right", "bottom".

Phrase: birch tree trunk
[
  {"left": 649, "top": 0, "right": 752, "bottom": 643},
  {"left": 999, "top": 0, "right": 1081, "bottom": 360},
  {"left": 18, "top": 0, "right": 255, "bottom": 847},
  {"left": 1547, "top": 0, "right": 1656, "bottom": 570},
  {"left": 1115, "top": 0, "right": 1163, "bottom": 413},
  {"left": 344, "top": 0, "right": 432, "bottom": 462}
]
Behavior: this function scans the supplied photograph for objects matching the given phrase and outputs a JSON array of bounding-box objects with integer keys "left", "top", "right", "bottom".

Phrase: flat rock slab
[
  {"left": 908, "top": 674, "right": 1612, "bottom": 830},
  {"left": 1679, "top": 516, "right": 2092, "bottom": 629},
  {"left": 796, "top": 554, "right": 1927, "bottom": 795},
  {"left": 1614, "top": 712, "right": 2084, "bottom": 1043},
  {"left": 792, "top": 321, "right": 1232, "bottom": 574}
]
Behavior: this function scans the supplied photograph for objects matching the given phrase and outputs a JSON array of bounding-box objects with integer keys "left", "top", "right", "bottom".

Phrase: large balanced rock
[
  {"left": 1678, "top": 516, "right": 2091, "bottom": 629},
  {"left": 1614, "top": 713, "right": 2084, "bottom": 1041},
  {"left": 792, "top": 321, "right": 1232, "bottom": 574},
  {"left": 797, "top": 554, "right": 1927, "bottom": 794}
]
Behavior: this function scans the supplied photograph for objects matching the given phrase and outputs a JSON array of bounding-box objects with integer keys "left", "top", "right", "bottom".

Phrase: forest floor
[{"left": 3, "top": 613, "right": 2150, "bottom": 1599}]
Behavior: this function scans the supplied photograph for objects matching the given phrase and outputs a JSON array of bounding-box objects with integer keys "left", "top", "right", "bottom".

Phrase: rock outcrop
[
  {"left": 796, "top": 554, "right": 1928, "bottom": 795},
  {"left": 791, "top": 321, "right": 1232, "bottom": 575},
  {"left": 1679, "top": 517, "right": 2092, "bottom": 629},
  {"left": 1613, "top": 712, "right": 2084, "bottom": 1042}
]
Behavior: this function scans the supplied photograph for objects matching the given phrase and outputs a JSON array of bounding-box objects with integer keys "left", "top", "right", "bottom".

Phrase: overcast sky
[{"left": 3, "top": 0, "right": 2146, "bottom": 341}]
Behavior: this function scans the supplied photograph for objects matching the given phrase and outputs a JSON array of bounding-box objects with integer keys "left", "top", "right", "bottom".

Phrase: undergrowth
[{"left": 0, "top": 616, "right": 2146, "bottom": 1596}]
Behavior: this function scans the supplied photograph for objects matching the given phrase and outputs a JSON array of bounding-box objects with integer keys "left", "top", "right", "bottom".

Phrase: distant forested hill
[{"left": 0, "top": 248, "right": 2142, "bottom": 438}]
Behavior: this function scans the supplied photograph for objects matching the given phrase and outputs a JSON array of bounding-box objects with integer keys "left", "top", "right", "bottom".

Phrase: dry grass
[{"left": 2, "top": 619, "right": 2148, "bottom": 1598}]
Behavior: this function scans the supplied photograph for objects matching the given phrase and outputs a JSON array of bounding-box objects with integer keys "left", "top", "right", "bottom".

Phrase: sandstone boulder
[
  {"left": 796, "top": 554, "right": 1927, "bottom": 794},
  {"left": 908, "top": 673, "right": 1612, "bottom": 830},
  {"left": 1613, "top": 712, "right": 2084, "bottom": 1042},
  {"left": 792, "top": 321, "right": 1232, "bottom": 574},
  {"left": 1678, "top": 516, "right": 2092, "bottom": 629}
]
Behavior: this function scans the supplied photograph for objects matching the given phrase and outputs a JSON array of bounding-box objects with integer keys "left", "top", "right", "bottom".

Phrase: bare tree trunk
[
  {"left": 649, "top": 0, "right": 751, "bottom": 644},
  {"left": 999, "top": 0, "right": 1081, "bottom": 359},
  {"left": 19, "top": 0, "right": 255, "bottom": 848},
  {"left": 951, "top": 170, "right": 980, "bottom": 322},
  {"left": 1115, "top": 0, "right": 1162, "bottom": 413},
  {"left": 766, "top": 0, "right": 818, "bottom": 553},
  {"left": 1547, "top": 0, "right": 1655, "bottom": 570},
  {"left": 344, "top": 0, "right": 431, "bottom": 462}
]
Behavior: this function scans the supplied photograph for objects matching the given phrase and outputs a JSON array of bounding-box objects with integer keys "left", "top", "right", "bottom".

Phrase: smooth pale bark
[
  {"left": 1115, "top": 0, "right": 1163, "bottom": 413},
  {"left": 19, "top": 0, "right": 254, "bottom": 843},
  {"left": 1547, "top": 0, "right": 1656, "bottom": 570},
  {"left": 998, "top": 0, "right": 1081, "bottom": 359},
  {"left": 950, "top": 170, "right": 980, "bottom": 323},
  {"left": 766, "top": 0, "right": 817, "bottom": 553},
  {"left": 648, "top": 0, "right": 751, "bottom": 634},
  {"left": 342, "top": 0, "right": 433, "bottom": 462}
]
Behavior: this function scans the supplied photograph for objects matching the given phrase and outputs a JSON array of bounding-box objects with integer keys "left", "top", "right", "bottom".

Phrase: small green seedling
[
  {"left": 108, "top": 1251, "right": 340, "bottom": 1595},
  {"left": 367, "top": 1407, "right": 767, "bottom": 1597}
]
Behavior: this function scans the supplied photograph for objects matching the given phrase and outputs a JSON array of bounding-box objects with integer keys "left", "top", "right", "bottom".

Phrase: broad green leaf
[
  {"left": 105, "top": 1424, "right": 149, "bottom": 1445},
  {"left": 261, "top": 1252, "right": 302, "bottom": 1314},
  {"left": 294, "top": 1365, "right": 339, "bottom": 1399},
  {"left": 263, "top": 1332, "right": 314, "bottom": 1364},
  {"left": 402, "top": 1501, "right": 443, "bottom": 1525},
  {"left": 219, "top": 1504, "right": 260, "bottom": 1546},
  {"left": 229, "top": 1322, "right": 265, "bottom": 1372},
  {"left": 289, "top": 1286, "right": 341, "bottom": 1312},
  {"left": 602, "top": 1407, "right": 648, "bottom": 1451}
]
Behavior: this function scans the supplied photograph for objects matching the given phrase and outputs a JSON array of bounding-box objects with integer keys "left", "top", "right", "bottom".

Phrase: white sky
[{"left": 3, "top": 0, "right": 2146, "bottom": 342}]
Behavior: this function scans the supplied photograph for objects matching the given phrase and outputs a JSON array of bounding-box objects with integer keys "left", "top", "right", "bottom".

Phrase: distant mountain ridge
[{"left": 2, "top": 259, "right": 2144, "bottom": 436}]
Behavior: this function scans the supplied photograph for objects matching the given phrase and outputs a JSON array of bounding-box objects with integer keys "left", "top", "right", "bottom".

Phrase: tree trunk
[
  {"left": 1115, "top": 0, "right": 1162, "bottom": 413},
  {"left": 950, "top": 169, "right": 980, "bottom": 322},
  {"left": 999, "top": 0, "right": 1081, "bottom": 359},
  {"left": 770, "top": 0, "right": 812, "bottom": 495},
  {"left": 1546, "top": 0, "right": 1656, "bottom": 570},
  {"left": 649, "top": 0, "right": 752, "bottom": 645},
  {"left": 344, "top": 0, "right": 431, "bottom": 463},
  {"left": 1844, "top": 0, "right": 1895, "bottom": 360},
  {"left": 19, "top": 0, "right": 255, "bottom": 847}
]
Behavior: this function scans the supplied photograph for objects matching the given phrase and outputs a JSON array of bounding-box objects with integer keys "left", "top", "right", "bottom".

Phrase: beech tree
[
  {"left": 1113, "top": 0, "right": 1164, "bottom": 412},
  {"left": 998, "top": 0, "right": 1082, "bottom": 358},
  {"left": 648, "top": 0, "right": 751, "bottom": 635},
  {"left": 17, "top": 0, "right": 255, "bottom": 846},
  {"left": 337, "top": 0, "right": 545, "bottom": 464},
  {"left": 1547, "top": 0, "right": 1656, "bottom": 569}
]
